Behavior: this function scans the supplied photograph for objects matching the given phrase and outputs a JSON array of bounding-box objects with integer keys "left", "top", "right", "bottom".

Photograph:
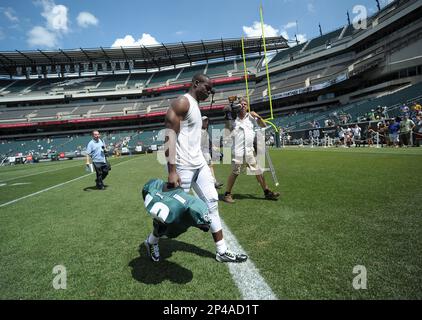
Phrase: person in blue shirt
[
  {"left": 86, "top": 130, "right": 109, "bottom": 190},
  {"left": 388, "top": 117, "right": 401, "bottom": 147}
]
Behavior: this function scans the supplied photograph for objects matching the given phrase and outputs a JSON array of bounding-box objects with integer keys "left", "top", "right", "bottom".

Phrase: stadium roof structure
[{"left": 0, "top": 36, "right": 288, "bottom": 77}]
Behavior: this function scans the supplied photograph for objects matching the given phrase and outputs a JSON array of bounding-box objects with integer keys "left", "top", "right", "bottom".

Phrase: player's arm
[{"left": 165, "top": 96, "right": 189, "bottom": 187}]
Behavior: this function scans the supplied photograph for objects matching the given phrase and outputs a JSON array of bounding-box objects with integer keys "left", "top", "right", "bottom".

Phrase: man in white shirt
[
  {"left": 351, "top": 124, "right": 362, "bottom": 146},
  {"left": 336, "top": 125, "right": 346, "bottom": 147},
  {"left": 223, "top": 97, "right": 280, "bottom": 204}
]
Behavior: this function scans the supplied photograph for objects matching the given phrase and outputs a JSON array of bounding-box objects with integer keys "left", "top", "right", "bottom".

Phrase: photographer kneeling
[{"left": 223, "top": 97, "right": 280, "bottom": 204}]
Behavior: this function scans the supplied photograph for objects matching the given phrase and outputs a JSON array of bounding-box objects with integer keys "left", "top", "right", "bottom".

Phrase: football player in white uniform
[{"left": 145, "top": 74, "right": 247, "bottom": 263}]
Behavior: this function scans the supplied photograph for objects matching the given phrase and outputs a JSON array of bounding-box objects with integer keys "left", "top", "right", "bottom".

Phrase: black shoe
[{"left": 264, "top": 189, "right": 280, "bottom": 200}]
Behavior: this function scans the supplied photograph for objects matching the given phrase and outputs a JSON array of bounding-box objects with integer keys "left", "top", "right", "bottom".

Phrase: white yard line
[
  {"left": 191, "top": 189, "right": 278, "bottom": 300},
  {"left": 220, "top": 219, "right": 278, "bottom": 300},
  {"left": 0, "top": 163, "right": 83, "bottom": 183},
  {"left": 0, "top": 173, "right": 92, "bottom": 208},
  {"left": 0, "top": 157, "right": 138, "bottom": 208}
]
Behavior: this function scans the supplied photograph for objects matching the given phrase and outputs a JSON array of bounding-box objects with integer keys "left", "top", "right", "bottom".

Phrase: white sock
[
  {"left": 148, "top": 233, "right": 159, "bottom": 245},
  {"left": 215, "top": 239, "right": 227, "bottom": 255}
]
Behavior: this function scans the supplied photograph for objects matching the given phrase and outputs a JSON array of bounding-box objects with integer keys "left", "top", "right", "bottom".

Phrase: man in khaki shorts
[{"left": 223, "top": 97, "right": 280, "bottom": 204}]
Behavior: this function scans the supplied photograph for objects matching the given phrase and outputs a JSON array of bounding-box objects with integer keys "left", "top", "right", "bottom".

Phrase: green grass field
[{"left": 1, "top": 148, "right": 421, "bottom": 299}]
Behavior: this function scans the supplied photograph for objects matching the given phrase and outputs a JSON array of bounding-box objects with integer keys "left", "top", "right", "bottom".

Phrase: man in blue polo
[{"left": 86, "top": 130, "right": 109, "bottom": 190}]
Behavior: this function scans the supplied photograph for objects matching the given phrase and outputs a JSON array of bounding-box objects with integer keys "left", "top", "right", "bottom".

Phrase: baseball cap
[{"left": 202, "top": 116, "right": 208, "bottom": 120}]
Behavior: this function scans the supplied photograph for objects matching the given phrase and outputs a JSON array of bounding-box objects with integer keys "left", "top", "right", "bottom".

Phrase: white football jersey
[{"left": 176, "top": 93, "right": 207, "bottom": 169}]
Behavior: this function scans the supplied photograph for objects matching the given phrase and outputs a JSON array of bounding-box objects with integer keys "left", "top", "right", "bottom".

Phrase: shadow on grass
[
  {"left": 128, "top": 239, "right": 214, "bottom": 285},
  {"left": 83, "top": 185, "right": 109, "bottom": 191},
  {"left": 219, "top": 193, "right": 265, "bottom": 201}
]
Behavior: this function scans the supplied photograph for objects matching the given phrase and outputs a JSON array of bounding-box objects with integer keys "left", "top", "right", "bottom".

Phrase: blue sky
[{"left": 0, "top": 0, "right": 394, "bottom": 51}]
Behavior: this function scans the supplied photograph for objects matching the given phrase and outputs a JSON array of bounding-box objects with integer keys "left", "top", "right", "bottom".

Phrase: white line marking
[
  {"left": 0, "top": 174, "right": 92, "bottom": 208},
  {"left": 220, "top": 219, "right": 278, "bottom": 300},
  {"left": 192, "top": 188, "right": 277, "bottom": 300},
  {"left": 0, "top": 157, "right": 138, "bottom": 208},
  {"left": 0, "top": 163, "right": 83, "bottom": 183}
]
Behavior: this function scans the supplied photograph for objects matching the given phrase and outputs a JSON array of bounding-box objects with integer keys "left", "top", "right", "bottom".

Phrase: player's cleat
[
  {"left": 223, "top": 192, "right": 235, "bottom": 204},
  {"left": 264, "top": 189, "right": 280, "bottom": 200},
  {"left": 144, "top": 239, "right": 160, "bottom": 262},
  {"left": 216, "top": 250, "right": 248, "bottom": 263}
]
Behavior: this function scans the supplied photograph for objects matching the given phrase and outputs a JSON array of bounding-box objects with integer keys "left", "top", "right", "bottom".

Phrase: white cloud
[
  {"left": 296, "top": 34, "right": 307, "bottom": 44},
  {"left": 307, "top": 3, "right": 316, "bottom": 13},
  {"left": 281, "top": 31, "right": 289, "bottom": 40},
  {"left": 111, "top": 33, "right": 159, "bottom": 47},
  {"left": 77, "top": 12, "right": 98, "bottom": 28},
  {"left": 280, "top": 29, "right": 307, "bottom": 45},
  {"left": 39, "top": 0, "right": 69, "bottom": 33},
  {"left": 243, "top": 21, "right": 280, "bottom": 37},
  {"left": 2, "top": 7, "right": 19, "bottom": 23},
  {"left": 283, "top": 21, "right": 297, "bottom": 30},
  {"left": 27, "top": 26, "right": 58, "bottom": 48},
  {"left": 26, "top": 0, "right": 69, "bottom": 48}
]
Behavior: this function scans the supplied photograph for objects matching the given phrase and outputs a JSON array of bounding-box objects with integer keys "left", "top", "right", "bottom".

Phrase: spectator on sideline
[
  {"left": 352, "top": 123, "right": 362, "bottom": 147},
  {"left": 399, "top": 114, "right": 416, "bottom": 147},
  {"left": 415, "top": 115, "right": 422, "bottom": 147},
  {"left": 336, "top": 125, "right": 346, "bottom": 147},
  {"left": 388, "top": 117, "right": 401, "bottom": 148},
  {"left": 366, "top": 127, "right": 377, "bottom": 147},
  {"left": 378, "top": 121, "right": 389, "bottom": 147},
  {"left": 381, "top": 120, "right": 391, "bottom": 146}
]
